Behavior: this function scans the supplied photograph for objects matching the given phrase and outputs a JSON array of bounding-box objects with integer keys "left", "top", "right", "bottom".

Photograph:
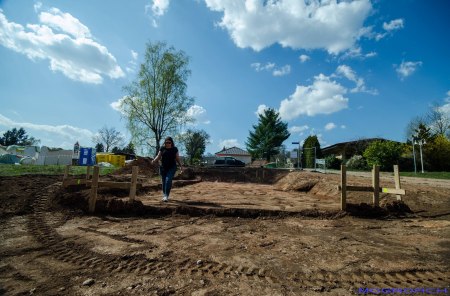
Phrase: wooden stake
[
  {"left": 393, "top": 165, "right": 402, "bottom": 201},
  {"left": 89, "top": 166, "right": 99, "bottom": 213},
  {"left": 86, "top": 166, "right": 91, "bottom": 180},
  {"left": 64, "top": 165, "right": 71, "bottom": 181},
  {"left": 341, "top": 165, "right": 347, "bottom": 210},
  {"left": 372, "top": 165, "right": 380, "bottom": 207},
  {"left": 129, "top": 166, "right": 138, "bottom": 201}
]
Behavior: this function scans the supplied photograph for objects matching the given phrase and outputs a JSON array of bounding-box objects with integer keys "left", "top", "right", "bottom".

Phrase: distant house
[
  {"left": 215, "top": 146, "right": 252, "bottom": 164},
  {"left": 321, "top": 138, "right": 396, "bottom": 160}
]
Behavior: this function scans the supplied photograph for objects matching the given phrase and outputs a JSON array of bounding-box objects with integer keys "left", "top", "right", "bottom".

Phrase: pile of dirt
[
  {"left": 346, "top": 201, "right": 413, "bottom": 218},
  {"left": 176, "top": 167, "right": 289, "bottom": 183},
  {"left": 274, "top": 171, "right": 320, "bottom": 191},
  {"left": 112, "top": 157, "right": 158, "bottom": 177},
  {"left": 274, "top": 171, "right": 341, "bottom": 197}
]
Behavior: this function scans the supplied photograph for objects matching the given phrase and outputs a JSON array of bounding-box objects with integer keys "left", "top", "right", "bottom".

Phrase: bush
[
  {"left": 345, "top": 155, "right": 368, "bottom": 170},
  {"left": 363, "top": 140, "right": 404, "bottom": 171},
  {"left": 325, "top": 155, "right": 342, "bottom": 169}
]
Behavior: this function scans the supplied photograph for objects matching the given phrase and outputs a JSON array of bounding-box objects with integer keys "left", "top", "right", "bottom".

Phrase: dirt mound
[
  {"left": 274, "top": 171, "right": 341, "bottom": 197},
  {"left": 346, "top": 201, "right": 413, "bottom": 218},
  {"left": 113, "top": 157, "right": 158, "bottom": 177},
  {"left": 175, "top": 167, "right": 289, "bottom": 183}
]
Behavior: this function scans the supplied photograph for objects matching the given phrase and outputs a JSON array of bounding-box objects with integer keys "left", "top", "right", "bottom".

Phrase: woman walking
[{"left": 152, "top": 137, "right": 183, "bottom": 202}]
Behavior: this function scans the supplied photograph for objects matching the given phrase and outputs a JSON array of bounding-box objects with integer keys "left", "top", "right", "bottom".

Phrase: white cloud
[
  {"left": 375, "top": 18, "right": 404, "bottom": 40},
  {"left": 395, "top": 61, "right": 422, "bottom": 80},
  {"left": 39, "top": 7, "right": 91, "bottom": 39},
  {"left": 204, "top": 0, "right": 372, "bottom": 54},
  {"left": 340, "top": 125, "right": 346, "bottom": 129},
  {"left": 279, "top": 74, "right": 349, "bottom": 120},
  {"left": 110, "top": 96, "right": 127, "bottom": 114},
  {"left": 187, "top": 105, "right": 210, "bottom": 124},
  {"left": 0, "top": 113, "right": 93, "bottom": 148},
  {"left": 324, "top": 122, "right": 336, "bottom": 131},
  {"left": 289, "top": 125, "right": 309, "bottom": 134},
  {"left": 335, "top": 64, "right": 377, "bottom": 94},
  {"left": 299, "top": 54, "right": 310, "bottom": 63},
  {"left": 273, "top": 65, "right": 291, "bottom": 77},
  {"left": 439, "top": 91, "right": 450, "bottom": 116},
  {"left": 251, "top": 62, "right": 290, "bottom": 76},
  {"left": 126, "top": 50, "right": 139, "bottom": 73},
  {"left": 383, "top": 19, "right": 404, "bottom": 31},
  {"left": 255, "top": 104, "right": 268, "bottom": 116},
  {"left": 146, "top": 0, "right": 170, "bottom": 27},
  {"left": 251, "top": 62, "right": 275, "bottom": 72},
  {"left": 340, "top": 47, "right": 377, "bottom": 60},
  {"left": 0, "top": 7, "right": 124, "bottom": 84},
  {"left": 218, "top": 139, "right": 240, "bottom": 149}
]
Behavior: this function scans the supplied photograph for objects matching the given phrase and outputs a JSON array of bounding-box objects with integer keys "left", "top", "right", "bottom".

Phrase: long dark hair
[{"left": 164, "top": 136, "right": 175, "bottom": 147}]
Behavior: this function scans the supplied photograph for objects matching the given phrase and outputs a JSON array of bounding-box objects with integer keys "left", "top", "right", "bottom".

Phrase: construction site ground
[{"left": 1, "top": 160, "right": 449, "bottom": 295}]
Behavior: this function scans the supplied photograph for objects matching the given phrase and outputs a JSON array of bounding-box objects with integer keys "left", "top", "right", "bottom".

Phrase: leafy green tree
[
  {"left": 180, "top": 129, "right": 210, "bottom": 165},
  {"left": 92, "top": 126, "right": 124, "bottom": 152},
  {"left": 302, "top": 135, "right": 322, "bottom": 168},
  {"left": 111, "top": 142, "right": 136, "bottom": 155},
  {"left": 363, "top": 140, "right": 404, "bottom": 171},
  {"left": 119, "top": 41, "right": 194, "bottom": 156},
  {"left": 423, "top": 135, "right": 450, "bottom": 171},
  {"left": 246, "top": 108, "right": 290, "bottom": 161},
  {"left": 0, "top": 127, "right": 40, "bottom": 146},
  {"left": 95, "top": 143, "right": 105, "bottom": 152}
]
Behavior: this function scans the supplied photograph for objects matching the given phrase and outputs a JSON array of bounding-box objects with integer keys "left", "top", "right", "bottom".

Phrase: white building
[{"left": 215, "top": 146, "right": 252, "bottom": 164}]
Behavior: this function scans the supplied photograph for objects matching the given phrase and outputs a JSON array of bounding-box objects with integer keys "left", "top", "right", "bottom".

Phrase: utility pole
[
  {"left": 412, "top": 138, "right": 417, "bottom": 174},
  {"left": 292, "top": 141, "right": 301, "bottom": 170}
]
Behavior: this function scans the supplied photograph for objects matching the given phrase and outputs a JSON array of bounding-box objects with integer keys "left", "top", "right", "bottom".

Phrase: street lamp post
[
  {"left": 411, "top": 138, "right": 417, "bottom": 174},
  {"left": 292, "top": 141, "right": 301, "bottom": 170},
  {"left": 417, "top": 139, "right": 426, "bottom": 173}
]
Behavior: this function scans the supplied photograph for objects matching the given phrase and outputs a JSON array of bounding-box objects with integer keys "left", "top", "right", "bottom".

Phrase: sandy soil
[{"left": 0, "top": 163, "right": 449, "bottom": 295}]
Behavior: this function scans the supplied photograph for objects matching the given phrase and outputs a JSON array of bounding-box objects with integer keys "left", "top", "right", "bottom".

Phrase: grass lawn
[
  {"left": 0, "top": 164, "right": 118, "bottom": 177},
  {"left": 400, "top": 171, "right": 450, "bottom": 179}
]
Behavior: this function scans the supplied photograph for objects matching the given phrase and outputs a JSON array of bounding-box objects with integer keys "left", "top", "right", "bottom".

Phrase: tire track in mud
[{"left": 27, "top": 184, "right": 450, "bottom": 289}]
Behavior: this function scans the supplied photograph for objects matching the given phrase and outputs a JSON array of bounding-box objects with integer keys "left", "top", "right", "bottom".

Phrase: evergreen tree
[
  {"left": 0, "top": 127, "right": 40, "bottom": 146},
  {"left": 246, "top": 108, "right": 290, "bottom": 161},
  {"left": 302, "top": 135, "right": 321, "bottom": 168}
]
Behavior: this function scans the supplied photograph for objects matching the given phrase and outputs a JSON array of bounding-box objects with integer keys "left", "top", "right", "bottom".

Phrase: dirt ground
[{"left": 0, "top": 161, "right": 449, "bottom": 295}]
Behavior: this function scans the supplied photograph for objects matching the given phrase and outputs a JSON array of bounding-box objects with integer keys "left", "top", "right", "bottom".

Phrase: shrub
[
  {"left": 363, "top": 140, "right": 404, "bottom": 171},
  {"left": 345, "top": 155, "right": 368, "bottom": 170},
  {"left": 325, "top": 155, "right": 342, "bottom": 170}
]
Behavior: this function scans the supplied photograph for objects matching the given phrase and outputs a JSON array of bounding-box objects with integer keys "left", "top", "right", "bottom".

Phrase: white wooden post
[
  {"left": 129, "top": 166, "right": 138, "bottom": 201},
  {"left": 394, "top": 165, "right": 402, "bottom": 201}
]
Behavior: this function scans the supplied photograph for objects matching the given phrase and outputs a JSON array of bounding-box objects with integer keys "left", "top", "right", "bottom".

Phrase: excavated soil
[{"left": 0, "top": 162, "right": 449, "bottom": 295}]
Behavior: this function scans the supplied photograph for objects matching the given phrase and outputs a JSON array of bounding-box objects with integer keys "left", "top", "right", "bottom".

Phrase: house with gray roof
[{"left": 215, "top": 146, "right": 252, "bottom": 164}]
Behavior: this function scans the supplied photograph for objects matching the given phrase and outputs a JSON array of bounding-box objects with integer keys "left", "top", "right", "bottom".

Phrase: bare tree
[
  {"left": 92, "top": 126, "right": 125, "bottom": 152},
  {"left": 427, "top": 102, "right": 450, "bottom": 137},
  {"left": 405, "top": 116, "right": 427, "bottom": 141},
  {"left": 119, "top": 41, "right": 194, "bottom": 156}
]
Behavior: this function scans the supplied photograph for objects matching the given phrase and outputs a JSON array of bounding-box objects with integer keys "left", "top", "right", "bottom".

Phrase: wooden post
[
  {"left": 262, "top": 168, "right": 265, "bottom": 181},
  {"left": 89, "top": 166, "right": 100, "bottom": 213},
  {"left": 372, "top": 165, "right": 380, "bottom": 207},
  {"left": 86, "top": 166, "right": 91, "bottom": 180},
  {"left": 129, "top": 166, "right": 138, "bottom": 201},
  {"left": 64, "top": 165, "right": 71, "bottom": 181},
  {"left": 341, "top": 165, "right": 347, "bottom": 210},
  {"left": 393, "top": 165, "right": 402, "bottom": 201}
]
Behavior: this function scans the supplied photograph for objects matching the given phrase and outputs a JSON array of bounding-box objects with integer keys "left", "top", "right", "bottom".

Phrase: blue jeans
[{"left": 160, "top": 165, "right": 176, "bottom": 197}]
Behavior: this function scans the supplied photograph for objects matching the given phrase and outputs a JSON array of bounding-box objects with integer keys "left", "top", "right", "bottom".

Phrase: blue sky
[{"left": 1, "top": 0, "right": 449, "bottom": 155}]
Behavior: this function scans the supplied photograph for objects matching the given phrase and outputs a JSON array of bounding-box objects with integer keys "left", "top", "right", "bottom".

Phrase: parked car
[{"left": 213, "top": 157, "right": 245, "bottom": 167}]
